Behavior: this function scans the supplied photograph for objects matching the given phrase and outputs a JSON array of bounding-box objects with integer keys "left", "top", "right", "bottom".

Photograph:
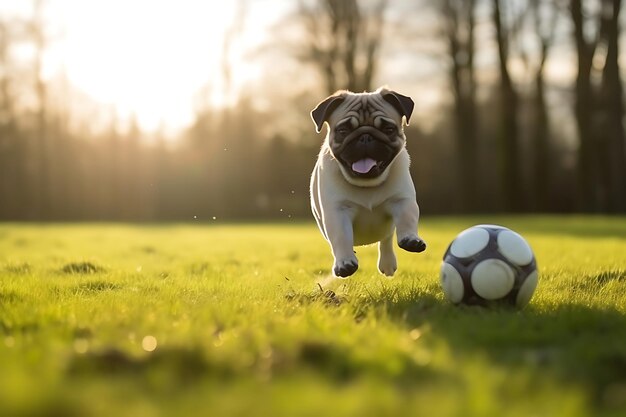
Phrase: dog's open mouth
[
  {"left": 351, "top": 158, "right": 378, "bottom": 174},
  {"left": 336, "top": 136, "right": 396, "bottom": 179},
  {"left": 346, "top": 158, "right": 388, "bottom": 178}
]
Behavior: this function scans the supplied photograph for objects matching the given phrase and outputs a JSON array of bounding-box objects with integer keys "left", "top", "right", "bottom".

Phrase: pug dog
[{"left": 310, "top": 87, "right": 426, "bottom": 278}]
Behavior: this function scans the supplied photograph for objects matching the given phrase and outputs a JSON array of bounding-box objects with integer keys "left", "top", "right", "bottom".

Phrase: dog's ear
[
  {"left": 381, "top": 90, "right": 414, "bottom": 126},
  {"left": 311, "top": 91, "right": 347, "bottom": 133}
]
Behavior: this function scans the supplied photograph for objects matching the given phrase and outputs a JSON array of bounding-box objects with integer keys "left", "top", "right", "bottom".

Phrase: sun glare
[
  {"left": 31, "top": 0, "right": 268, "bottom": 132},
  {"left": 55, "top": 0, "right": 235, "bottom": 131}
]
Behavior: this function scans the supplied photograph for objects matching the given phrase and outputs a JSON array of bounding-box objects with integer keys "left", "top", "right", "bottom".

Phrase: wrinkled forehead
[{"left": 328, "top": 93, "right": 401, "bottom": 128}]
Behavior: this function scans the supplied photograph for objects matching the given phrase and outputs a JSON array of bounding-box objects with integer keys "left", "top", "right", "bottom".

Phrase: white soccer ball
[{"left": 440, "top": 225, "right": 538, "bottom": 308}]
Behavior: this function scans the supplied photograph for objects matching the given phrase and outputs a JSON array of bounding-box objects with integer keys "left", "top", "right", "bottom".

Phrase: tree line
[{"left": 0, "top": 0, "right": 625, "bottom": 221}]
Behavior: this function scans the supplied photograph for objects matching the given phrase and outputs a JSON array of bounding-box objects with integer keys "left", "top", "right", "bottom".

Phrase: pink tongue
[{"left": 352, "top": 158, "right": 377, "bottom": 174}]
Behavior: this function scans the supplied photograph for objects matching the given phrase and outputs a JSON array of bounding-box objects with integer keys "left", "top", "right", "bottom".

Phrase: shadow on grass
[
  {"left": 353, "top": 284, "right": 626, "bottom": 412},
  {"left": 68, "top": 348, "right": 221, "bottom": 384},
  {"left": 593, "top": 269, "right": 626, "bottom": 285},
  {"left": 55, "top": 274, "right": 625, "bottom": 415},
  {"left": 66, "top": 340, "right": 443, "bottom": 390}
]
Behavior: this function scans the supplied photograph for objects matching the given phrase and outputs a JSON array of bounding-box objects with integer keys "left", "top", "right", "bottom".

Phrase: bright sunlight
[{"left": 4, "top": 0, "right": 277, "bottom": 131}]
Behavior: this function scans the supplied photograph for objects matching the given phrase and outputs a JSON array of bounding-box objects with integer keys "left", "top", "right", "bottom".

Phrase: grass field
[{"left": 1, "top": 216, "right": 625, "bottom": 417}]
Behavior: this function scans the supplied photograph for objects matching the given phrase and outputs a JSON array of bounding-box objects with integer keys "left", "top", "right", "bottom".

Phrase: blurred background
[{"left": 0, "top": 0, "right": 624, "bottom": 221}]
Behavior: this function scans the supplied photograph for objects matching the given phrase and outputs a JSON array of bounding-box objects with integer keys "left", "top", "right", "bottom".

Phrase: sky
[{"left": 1, "top": 0, "right": 288, "bottom": 133}]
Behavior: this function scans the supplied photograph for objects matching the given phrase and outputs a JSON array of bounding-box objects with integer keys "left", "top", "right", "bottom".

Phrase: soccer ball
[{"left": 440, "top": 225, "right": 538, "bottom": 308}]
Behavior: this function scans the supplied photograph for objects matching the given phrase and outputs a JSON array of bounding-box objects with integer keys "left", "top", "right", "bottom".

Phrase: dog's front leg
[
  {"left": 387, "top": 198, "right": 426, "bottom": 253},
  {"left": 324, "top": 206, "right": 358, "bottom": 277}
]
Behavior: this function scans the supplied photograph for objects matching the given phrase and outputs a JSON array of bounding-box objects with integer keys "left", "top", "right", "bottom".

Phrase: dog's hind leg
[{"left": 377, "top": 234, "right": 397, "bottom": 277}]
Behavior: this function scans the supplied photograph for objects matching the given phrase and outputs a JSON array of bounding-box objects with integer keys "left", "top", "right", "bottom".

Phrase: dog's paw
[
  {"left": 333, "top": 258, "right": 359, "bottom": 278},
  {"left": 399, "top": 237, "right": 427, "bottom": 253},
  {"left": 377, "top": 257, "right": 397, "bottom": 277}
]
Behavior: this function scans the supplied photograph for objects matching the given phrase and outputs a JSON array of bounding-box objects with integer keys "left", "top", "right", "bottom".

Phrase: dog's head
[{"left": 311, "top": 87, "right": 414, "bottom": 186}]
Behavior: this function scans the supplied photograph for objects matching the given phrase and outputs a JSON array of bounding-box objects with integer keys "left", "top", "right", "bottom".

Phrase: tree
[
  {"left": 597, "top": 0, "right": 626, "bottom": 212},
  {"left": 492, "top": 0, "right": 524, "bottom": 211},
  {"left": 0, "top": 20, "right": 18, "bottom": 218},
  {"left": 442, "top": 0, "right": 480, "bottom": 212},
  {"left": 219, "top": 0, "right": 247, "bottom": 106},
  {"left": 29, "top": 0, "right": 50, "bottom": 218},
  {"left": 570, "top": 0, "right": 626, "bottom": 212},
  {"left": 570, "top": 0, "right": 600, "bottom": 211},
  {"left": 297, "top": 0, "right": 387, "bottom": 94},
  {"left": 528, "top": 0, "right": 559, "bottom": 211}
]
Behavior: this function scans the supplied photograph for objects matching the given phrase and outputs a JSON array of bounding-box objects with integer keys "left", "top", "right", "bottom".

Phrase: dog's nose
[{"left": 358, "top": 134, "right": 373, "bottom": 144}]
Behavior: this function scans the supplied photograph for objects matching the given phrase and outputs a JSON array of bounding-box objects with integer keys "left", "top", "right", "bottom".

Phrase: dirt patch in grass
[
  {"left": 4, "top": 262, "right": 32, "bottom": 274},
  {"left": 61, "top": 262, "right": 104, "bottom": 274},
  {"left": 75, "top": 281, "right": 120, "bottom": 292},
  {"left": 285, "top": 284, "right": 346, "bottom": 306}
]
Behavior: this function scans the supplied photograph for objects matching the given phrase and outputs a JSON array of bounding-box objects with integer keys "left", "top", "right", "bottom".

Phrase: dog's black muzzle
[{"left": 338, "top": 133, "right": 396, "bottom": 179}]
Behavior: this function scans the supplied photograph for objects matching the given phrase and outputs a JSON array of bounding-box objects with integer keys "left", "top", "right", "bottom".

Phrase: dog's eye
[
  {"left": 383, "top": 125, "right": 397, "bottom": 135},
  {"left": 336, "top": 126, "right": 350, "bottom": 136}
]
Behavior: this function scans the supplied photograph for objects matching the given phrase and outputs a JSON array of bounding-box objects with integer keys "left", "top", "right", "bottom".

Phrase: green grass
[{"left": 1, "top": 216, "right": 625, "bottom": 417}]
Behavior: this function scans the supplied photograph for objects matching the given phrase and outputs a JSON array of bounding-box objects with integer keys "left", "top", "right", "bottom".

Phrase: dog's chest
[{"left": 352, "top": 204, "right": 393, "bottom": 246}]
